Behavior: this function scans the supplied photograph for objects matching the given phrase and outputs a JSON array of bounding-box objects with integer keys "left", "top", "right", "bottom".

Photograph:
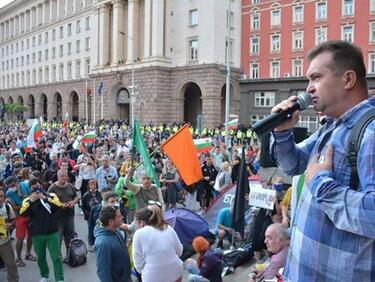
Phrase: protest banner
[{"left": 249, "top": 182, "right": 276, "bottom": 210}]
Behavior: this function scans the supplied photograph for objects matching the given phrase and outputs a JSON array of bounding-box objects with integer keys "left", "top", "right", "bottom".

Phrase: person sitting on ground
[
  {"left": 185, "top": 236, "right": 223, "bottom": 282},
  {"left": 248, "top": 223, "right": 290, "bottom": 282},
  {"left": 215, "top": 206, "right": 233, "bottom": 249}
]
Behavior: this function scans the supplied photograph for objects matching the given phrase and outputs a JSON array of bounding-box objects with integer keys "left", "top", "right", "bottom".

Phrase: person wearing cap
[
  {"left": 125, "top": 169, "right": 163, "bottom": 211},
  {"left": 185, "top": 236, "right": 223, "bottom": 282},
  {"left": 5, "top": 176, "right": 36, "bottom": 267},
  {"left": 95, "top": 154, "right": 118, "bottom": 192}
]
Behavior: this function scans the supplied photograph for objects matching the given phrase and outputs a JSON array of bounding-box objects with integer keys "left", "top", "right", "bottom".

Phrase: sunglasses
[{"left": 148, "top": 200, "right": 162, "bottom": 208}]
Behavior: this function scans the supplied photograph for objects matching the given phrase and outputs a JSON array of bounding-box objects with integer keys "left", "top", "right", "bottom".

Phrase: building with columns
[{"left": 0, "top": 0, "right": 242, "bottom": 127}]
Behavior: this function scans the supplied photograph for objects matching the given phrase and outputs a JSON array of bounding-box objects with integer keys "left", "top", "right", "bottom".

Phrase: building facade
[
  {"left": 0, "top": 0, "right": 242, "bottom": 127},
  {"left": 240, "top": 0, "right": 375, "bottom": 134}
]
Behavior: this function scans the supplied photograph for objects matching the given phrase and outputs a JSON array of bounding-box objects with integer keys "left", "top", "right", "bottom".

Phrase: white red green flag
[
  {"left": 26, "top": 120, "right": 42, "bottom": 148},
  {"left": 193, "top": 138, "right": 212, "bottom": 154},
  {"left": 81, "top": 131, "right": 96, "bottom": 143},
  {"left": 228, "top": 118, "right": 238, "bottom": 129}
]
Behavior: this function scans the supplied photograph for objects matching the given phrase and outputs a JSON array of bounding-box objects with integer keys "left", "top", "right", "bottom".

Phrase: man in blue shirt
[
  {"left": 270, "top": 40, "right": 375, "bottom": 281},
  {"left": 215, "top": 207, "right": 233, "bottom": 249}
]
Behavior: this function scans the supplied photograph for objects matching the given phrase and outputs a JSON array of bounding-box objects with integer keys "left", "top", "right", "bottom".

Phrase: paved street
[{"left": 1, "top": 211, "right": 252, "bottom": 282}]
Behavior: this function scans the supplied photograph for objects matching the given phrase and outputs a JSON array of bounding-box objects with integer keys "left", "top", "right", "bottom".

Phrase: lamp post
[{"left": 224, "top": 0, "right": 232, "bottom": 147}]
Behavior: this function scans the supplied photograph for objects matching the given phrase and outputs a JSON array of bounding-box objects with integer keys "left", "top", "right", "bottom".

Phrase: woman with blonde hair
[
  {"left": 159, "top": 159, "right": 179, "bottom": 208},
  {"left": 132, "top": 207, "right": 183, "bottom": 282},
  {"left": 214, "top": 161, "right": 233, "bottom": 196}
]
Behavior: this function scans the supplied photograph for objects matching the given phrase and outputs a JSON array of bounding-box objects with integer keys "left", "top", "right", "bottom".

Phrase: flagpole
[
  {"left": 93, "top": 78, "right": 96, "bottom": 124},
  {"left": 101, "top": 80, "right": 104, "bottom": 120},
  {"left": 85, "top": 78, "right": 88, "bottom": 122}
]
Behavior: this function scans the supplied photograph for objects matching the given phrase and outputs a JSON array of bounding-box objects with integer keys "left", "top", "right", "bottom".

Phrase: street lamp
[{"left": 224, "top": 0, "right": 232, "bottom": 147}]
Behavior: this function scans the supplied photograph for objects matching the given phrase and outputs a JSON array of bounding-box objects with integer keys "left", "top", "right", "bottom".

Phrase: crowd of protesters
[{"left": 0, "top": 118, "right": 292, "bottom": 282}]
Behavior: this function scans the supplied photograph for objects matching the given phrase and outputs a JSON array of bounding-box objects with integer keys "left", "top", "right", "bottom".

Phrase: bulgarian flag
[
  {"left": 26, "top": 120, "right": 42, "bottom": 148},
  {"left": 81, "top": 131, "right": 96, "bottom": 143},
  {"left": 228, "top": 118, "right": 238, "bottom": 129},
  {"left": 193, "top": 138, "right": 212, "bottom": 154}
]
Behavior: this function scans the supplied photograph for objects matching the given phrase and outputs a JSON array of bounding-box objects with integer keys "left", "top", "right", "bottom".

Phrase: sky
[{"left": 0, "top": 0, "right": 14, "bottom": 9}]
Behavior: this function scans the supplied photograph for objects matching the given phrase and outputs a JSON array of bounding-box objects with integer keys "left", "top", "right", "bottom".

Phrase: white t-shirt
[{"left": 132, "top": 225, "right": 183, "bottom": 282}]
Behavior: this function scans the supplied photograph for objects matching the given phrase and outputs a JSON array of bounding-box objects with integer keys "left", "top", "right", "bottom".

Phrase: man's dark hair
[
  {"left": 306, "top": 40, "right": 367, "bottom": 89},
  {"left": 99, "top": 206, "right": 117, "bottom": 226},
  {"left": 29, "top": 178, "right": 41, "bottom": 187},
  {"left": 103, "top": 191, "right": 117, "bottom": 202}
]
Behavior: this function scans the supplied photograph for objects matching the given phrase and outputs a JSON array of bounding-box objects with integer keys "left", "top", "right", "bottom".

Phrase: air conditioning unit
[
  {"left": 284, "top": 73, "right": 291, "bottom": 78},
  {"left": 240, "top": 74, "right": 248, "bottom": 80}
]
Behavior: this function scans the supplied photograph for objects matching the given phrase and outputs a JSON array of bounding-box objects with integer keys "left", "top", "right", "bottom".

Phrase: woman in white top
[{"left": 132, "top": 207, "right": 183, "bottom": 282}]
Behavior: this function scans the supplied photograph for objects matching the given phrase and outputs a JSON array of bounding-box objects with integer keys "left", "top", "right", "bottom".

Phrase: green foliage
[{"left": 4, "top": 103, "right": 28, "bottom": 114}]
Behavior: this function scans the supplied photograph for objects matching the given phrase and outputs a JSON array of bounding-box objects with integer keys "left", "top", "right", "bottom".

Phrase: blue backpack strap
[{"left": 346, "top": 109, "right": 375, "bottom": 189}]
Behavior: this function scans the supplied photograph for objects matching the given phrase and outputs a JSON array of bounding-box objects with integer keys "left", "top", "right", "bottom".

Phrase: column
[
  {"left": 24, "top": 11, "right": 29, "bottom": 32},
  {"left": 98, "top": 4, "right": 110, "bottom": 66},
  {"left": 31, "top": 8, "right": 35, "bottom": 29},
  {"left": 10, "top": 18, "right": 14, "bottom": 38},
  {"left": 56, "top": 0, "right": 61, "bottom": 19},
  {"left": 0, "top": 23, "right": 3, "bottom": 42},
  {"left": 15, "top": 16, "right": 19, "bottom": 35},
  {"left": 37, "top": 4, "right": 42, "bottom": 26},
  {"left": 112, "top": 0, "right": 124, "bottom": 65},
  {"left": 50, "top": 0, "right": 55, "bottom": 21},
  {"left": 151, "top": 0, "right": 164, "bottom": 58},
  {"left": 19, "top": 13, "right": 24, "bottom": 33},
  {"left": 5, "top": 21, "right": 9, "bottom": 40},
  {"left": 127, "top": 0, "right": 139, "bottom": 61},
  {"left": 65, "top": 0, "right": 69, "bottom": 16},
  {"left": 43, "top": 1, "right": 49, "bottom": 24},
  {"left": 143, "top": 0, "right": 151, "bottom": 59}
]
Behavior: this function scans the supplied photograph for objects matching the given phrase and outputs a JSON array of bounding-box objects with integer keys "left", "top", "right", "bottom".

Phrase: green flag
[{"left": 133, "top": 120, "right": 160, "bottom": 187}]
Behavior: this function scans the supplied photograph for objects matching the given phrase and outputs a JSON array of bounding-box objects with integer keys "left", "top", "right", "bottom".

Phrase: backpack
[
  {"left": 222, "top": 243, "right": 253, "bottom": 268},
  {"left": 65, "top": 238, "right": 88, "bottom": 267}
]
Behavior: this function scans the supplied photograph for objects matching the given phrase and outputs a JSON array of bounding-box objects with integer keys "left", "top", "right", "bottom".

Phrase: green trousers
[{"left": 32, "top": 232, "right": 64, "bottom": 282}]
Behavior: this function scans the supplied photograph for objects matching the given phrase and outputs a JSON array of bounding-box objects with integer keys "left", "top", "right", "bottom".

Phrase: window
[
  {"left": 85, "top": 17, "right": 90, "bottom": 30},
  {"left": 369, "top": 53, "right": 375, "bottom": 73},
  {"left": 15, "top": 58, "right": 18, "bottom": 67},
  {"left": 67, "top": 42, "right": 72, "bottom": 55},
  {"left": 342, "top": 0, "right": 354, "bottom": 16},
  {"left": 38, "top": 34, "right": 42, "bottom": 45},
  {"left": 371, "top": 0, "right": 375, "bottom": 13},
  {"left": 270, "top": 61, "right": 280, "bottom": 78},
  {"left": 370, "top": 22, "right": 375, "bottom": 42},
  {"left": 59, "top": 64, "right": 64, "bottom": 80},
  {"left": 45, "top": 32, "right": 48, "bottom": 43},
  {"left": 45, "top": 49, "right": 48, "bottom": 60},
  {"left": 315, "top": 27, "right": 327, "bottom": 45},
  {"left": 21, "top": 41, "right": 24, "bottom": 51},
  {"left": 67, "top": 61, "right": 72, "bottom": 79},
  {"left": 59, "top": 44, "right": 63, "bottom": 57},
  {"left": 44, "top": 67, "right": 49, "bottom": 82},
  {"left": 32, "top": 53, "right": 36, "bottom": 63},
  {"left": 250, "top": 36, "right": 260, "bottom": 54},
  {"left": 52, "top": 65, "right": 56, "bottom": 81},
  {"left": 38, "top": 68, "right": 43, "bottom": 83},
  {"left": 255, "top": 91, "right": 276, "bottom": 107},
  {"left": 10, "top": 45, "right": 13, "bottom": 54},
  {"left": 85, "top": 58, "right": 90, "bottom": 75},
  {"left": 26, "top": 54, "right": 30, "bottom": 65},
  {"left": 59, "top": 26, "right": 63, "bottom": 38},
  {"left": 316, "top": 2, "right": 327, "bottom": 20},
  {"left": 342, "top": 25, "right": 354, "bottom": 42},
  {"left": 293, "top": 59, "right": 303, "bottom": 76},
  {"left": 251, "top": 13, "right": 260, "bottom": 30},
  {"left": 67, "top": 23, "right": 72, "bottom": 35},
  {"left": 76, "top": 40, "right": 80, "bottom": 53},
  {"left": 38, "top": 51, "right": 42, "bottom": 62},
  {"left": 270, "top": 34, "right": 280, "bottom": 52},
  {"left": 15, "top": 43, "right": 18, "bottom": 53},
  {"left": 32, "top": 36, "right": 36, "bottom": 47},
  {"left": 21, "top": 56, "right": 24, "bottom": 66},
  {"left": 293, "top": 31, "right": 303, "bottom": 49},
  {"left": 76, "top": 60, "right": 81, "bottom": 78},
  {"left": 225, "top": 38, "right": 233, "bottom": 63},
  {"left": 250, "top": 63, "right": 259, "bottom": 79},
  {"left": 52, "top": 29, "right": 56, "bottom": 40},
  {"left": 76, "top": 20, "right": 81, "bottom": 33},
  {"left": 189, "top": 39, "right": 198, "bottom": 60},
  {"left": 85, "top": 37, "right": 90, "bottom": 50},
  {"left": 189, "top": 9, "right": 198, "bottom": 26},
  {"left": 293, "top": 6, "right": 304, "bottom": 23},
  {"left": 52, "top": 47, "right": 56, "bottom": 58},
  {"left": 271, "top": 9, "right": 281, "bottom": 27}
]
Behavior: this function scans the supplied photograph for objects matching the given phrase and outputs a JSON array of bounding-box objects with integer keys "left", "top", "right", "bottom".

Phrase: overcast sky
[{"left": 0, "top": 0, "right": 14, "bottom": 9}]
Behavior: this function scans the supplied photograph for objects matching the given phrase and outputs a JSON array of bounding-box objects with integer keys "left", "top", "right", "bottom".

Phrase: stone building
[{"left": 0, "top": 0, "right": 242, "bottom": 127}]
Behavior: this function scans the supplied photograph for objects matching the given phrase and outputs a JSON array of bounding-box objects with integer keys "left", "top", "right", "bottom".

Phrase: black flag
[{"left": 232, "top": 146, "right": 249, "bottom": 237}]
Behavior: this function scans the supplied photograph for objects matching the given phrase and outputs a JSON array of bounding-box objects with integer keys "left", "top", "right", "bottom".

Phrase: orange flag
[{"left": 161, "top": 124, "right": 203, "bottom": 186}]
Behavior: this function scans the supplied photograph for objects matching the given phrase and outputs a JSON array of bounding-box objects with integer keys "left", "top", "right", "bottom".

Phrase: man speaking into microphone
[{"left": 269, "top": 40, "right": 375, "bottom": 282}]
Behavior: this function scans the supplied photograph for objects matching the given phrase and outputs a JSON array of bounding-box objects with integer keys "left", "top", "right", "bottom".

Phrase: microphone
[{"left": 251, "top": 92, "right": 312, "bottom": 138}]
